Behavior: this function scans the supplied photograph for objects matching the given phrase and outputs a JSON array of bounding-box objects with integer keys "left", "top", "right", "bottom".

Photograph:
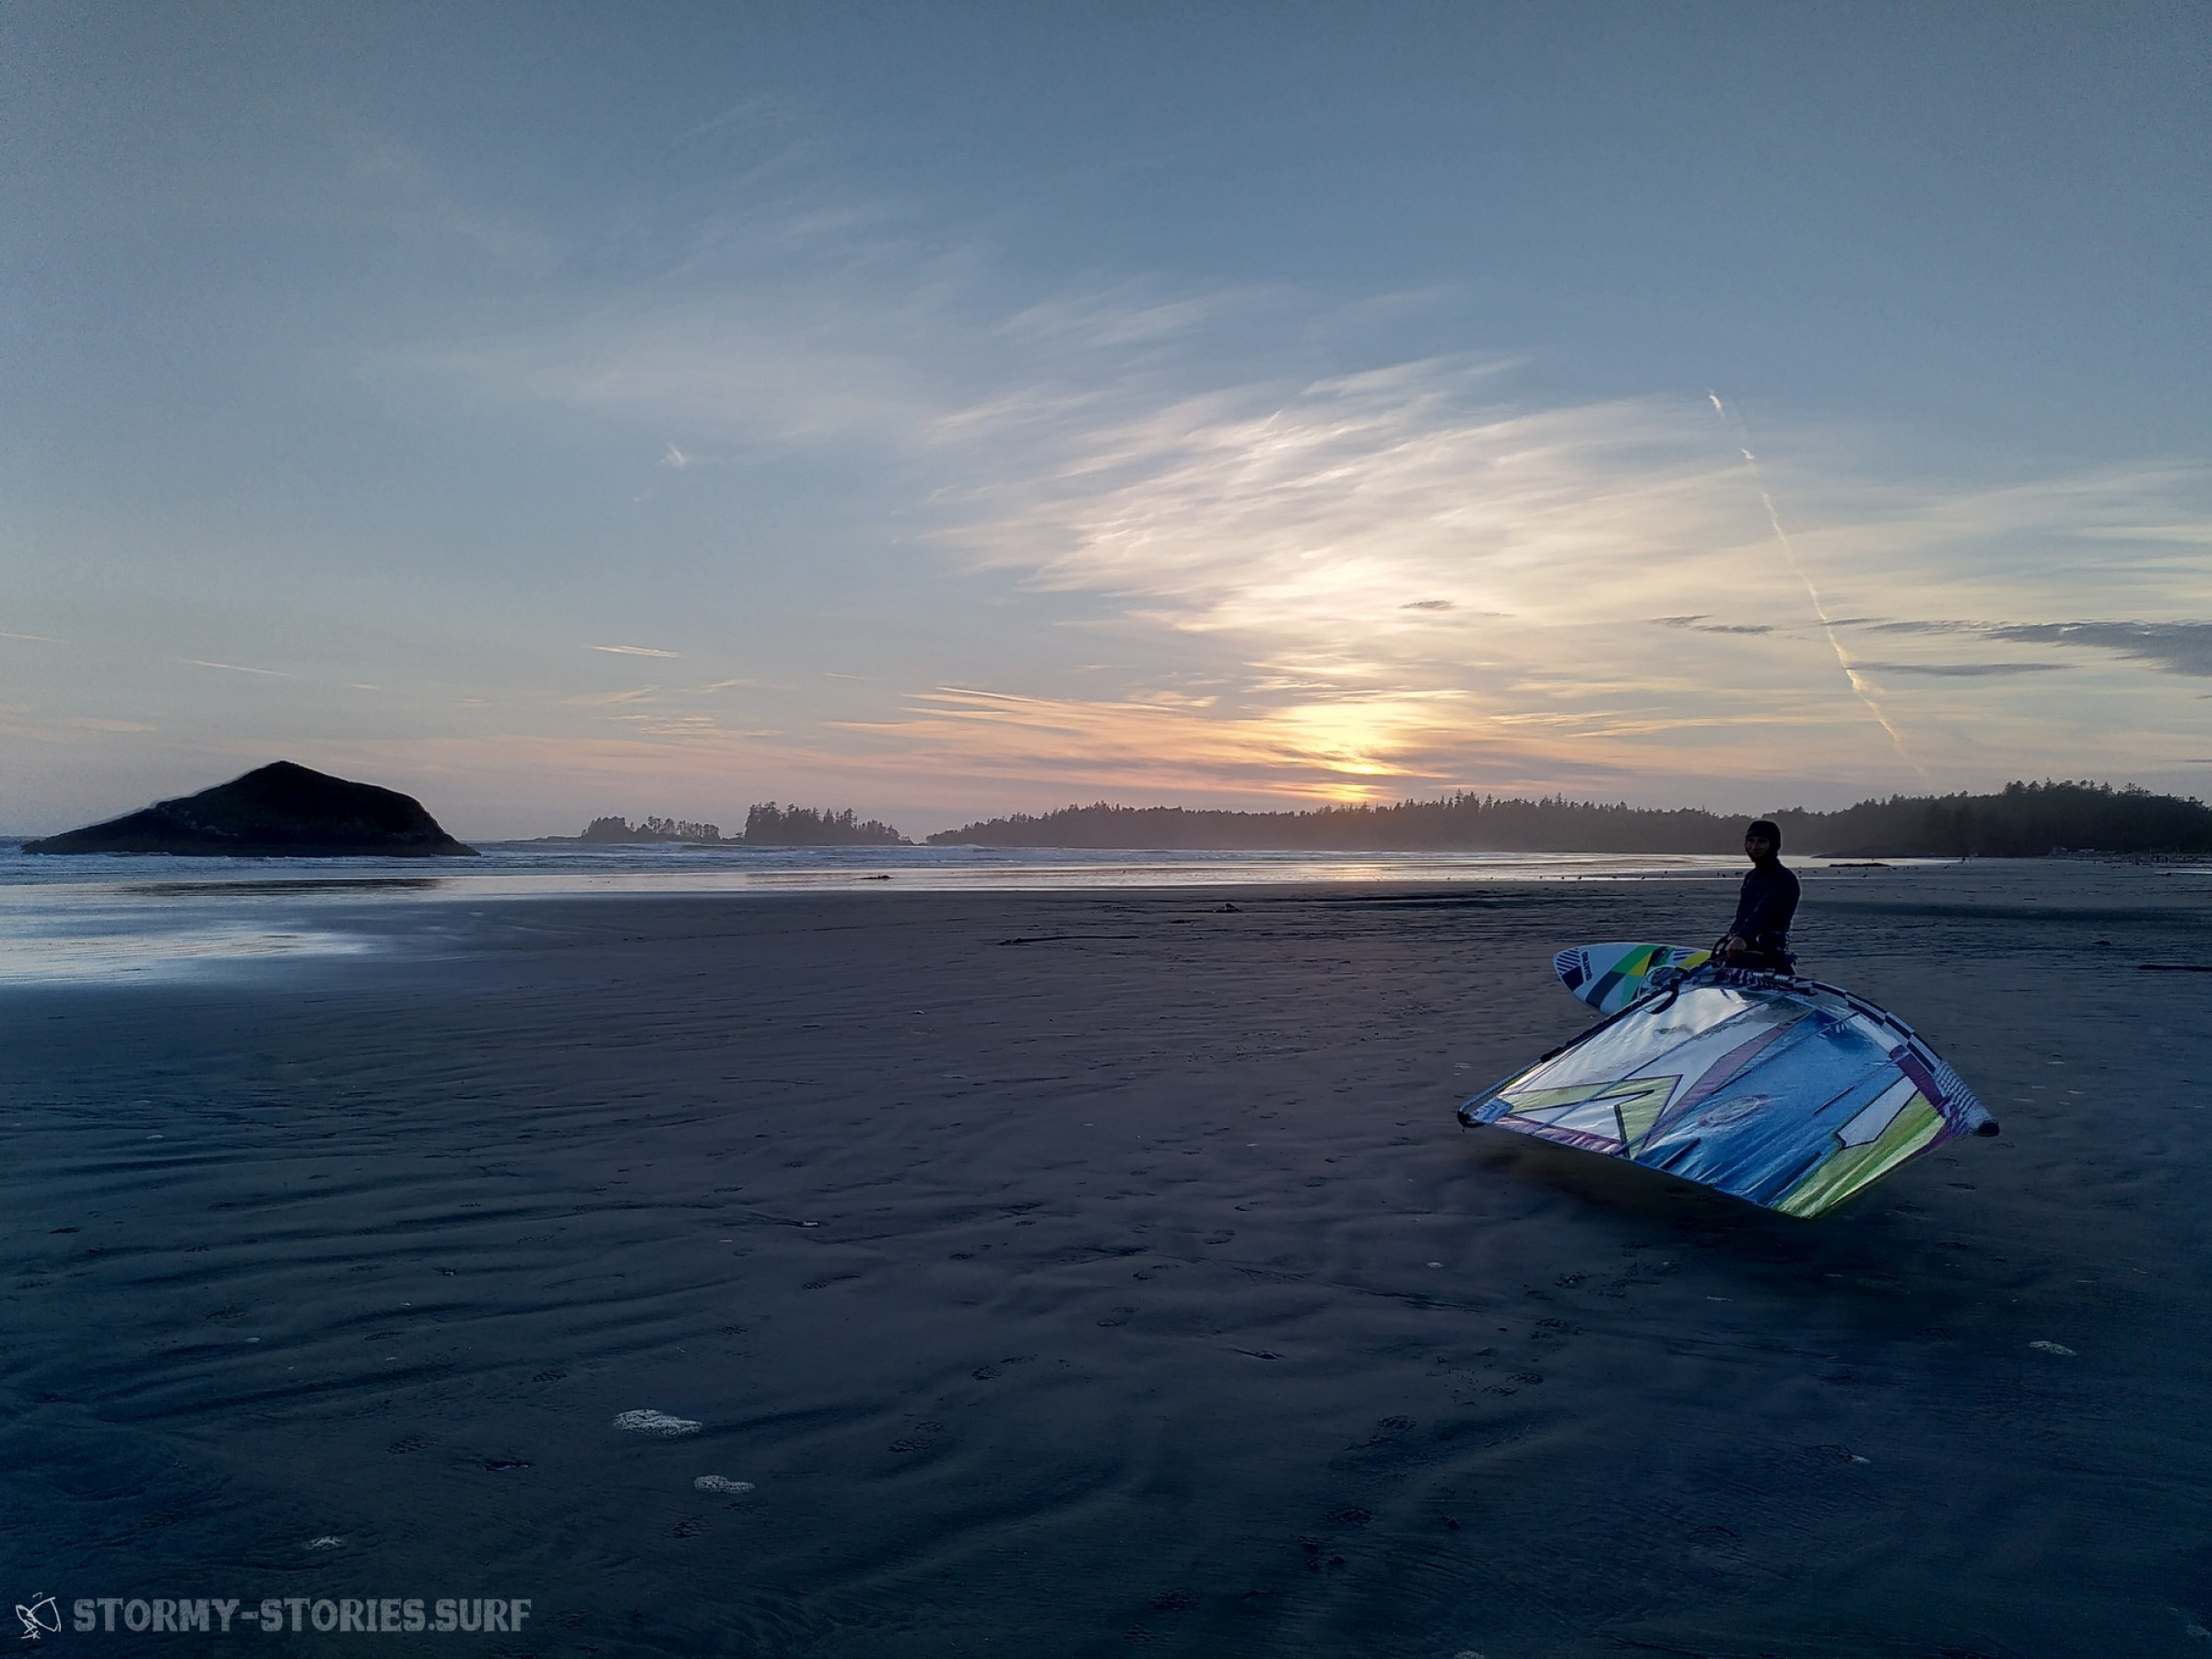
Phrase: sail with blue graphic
[{"left": 1459, "top": 944, "right": 1995, "bottom": 1218}]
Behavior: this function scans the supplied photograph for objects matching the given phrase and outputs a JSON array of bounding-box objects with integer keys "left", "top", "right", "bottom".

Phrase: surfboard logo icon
[{"left": 15, "top": 1594, "right": 60, "bottom": 1641}]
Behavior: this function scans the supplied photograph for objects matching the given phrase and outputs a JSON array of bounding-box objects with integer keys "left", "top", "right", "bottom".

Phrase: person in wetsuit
[{"left": 1720, "top": 818, "right": 1799, "bottom": 971}]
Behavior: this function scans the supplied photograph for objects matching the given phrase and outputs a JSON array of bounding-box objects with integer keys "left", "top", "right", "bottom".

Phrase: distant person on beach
[{"left": 1719, "top": 819, "right": 1799, "bottom": 971}]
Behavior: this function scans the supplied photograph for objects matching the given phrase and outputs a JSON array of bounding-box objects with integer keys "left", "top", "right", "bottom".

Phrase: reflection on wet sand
[{"left": 121, "top": 877, "right": 449, "bottom": 897}]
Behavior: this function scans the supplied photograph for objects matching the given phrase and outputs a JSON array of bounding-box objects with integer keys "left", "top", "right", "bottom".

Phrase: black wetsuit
[{"left": 1728, "top": 861, "right": 1800, "bottom": 969}]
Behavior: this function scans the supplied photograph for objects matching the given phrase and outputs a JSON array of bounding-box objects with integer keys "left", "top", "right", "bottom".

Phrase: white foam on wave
[
  {"left": 693, "top": 1476, "right": 753, "bottom": 1493},
  {"left": 613, "top": 1409, "right": 700, "bottom": 1437}
]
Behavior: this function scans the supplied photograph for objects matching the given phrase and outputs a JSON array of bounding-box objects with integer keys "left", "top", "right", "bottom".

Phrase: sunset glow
[{"left": 4, "top": 10, "right": 2206, "bottom": 837}]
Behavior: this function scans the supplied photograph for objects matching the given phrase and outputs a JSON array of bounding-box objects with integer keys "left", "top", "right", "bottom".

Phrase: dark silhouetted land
[
  {"left": 578, "top": 815, "right": 725, "bottom": 844},
  {"left": 742, "top": 803, "right": 907, "bottom": 845},
  {"left": 930, "top": 781, "right": 2212, "bottom": 857},
  {"left": 22, "top": 761, "right": 475, "bottom": 857},
  {"left": 564, "top": 806, "right": 907, "bottom": 846}
]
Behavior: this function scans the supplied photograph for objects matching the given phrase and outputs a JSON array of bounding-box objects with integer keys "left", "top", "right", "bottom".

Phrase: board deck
[{"left": 1552, "top": 941, "right": 1712, "bottom": 1015}]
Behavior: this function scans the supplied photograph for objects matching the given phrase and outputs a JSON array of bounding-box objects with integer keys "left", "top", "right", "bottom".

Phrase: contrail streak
[{"left": 1708, "top": 392, "right": 1924, "bottom": 780}]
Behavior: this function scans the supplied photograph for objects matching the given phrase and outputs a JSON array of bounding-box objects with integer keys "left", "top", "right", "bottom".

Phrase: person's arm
[{"left": 1719, "top": 876, "right": 1754, "bottom": 958}]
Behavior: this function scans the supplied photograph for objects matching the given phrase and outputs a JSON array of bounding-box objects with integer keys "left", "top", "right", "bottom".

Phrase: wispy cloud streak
[
  {"left": 425, "top": 220, "right": 2212, "bottom": 800},
  {"left": 178, "top": 658, "right": 290, "bottom": 677}
]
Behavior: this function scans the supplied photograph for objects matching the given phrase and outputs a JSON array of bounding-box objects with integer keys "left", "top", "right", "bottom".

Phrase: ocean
[{"left": 0, "top": 841, "right": 1767, "bottom": 986}]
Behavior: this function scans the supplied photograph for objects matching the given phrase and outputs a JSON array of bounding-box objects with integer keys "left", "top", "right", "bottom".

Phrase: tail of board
[{"left": 1554, "top": 942, "right": 1712, "bottom": 1015}]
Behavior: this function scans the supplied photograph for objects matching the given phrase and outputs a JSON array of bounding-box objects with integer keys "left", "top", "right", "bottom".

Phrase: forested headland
[{"left": 925, "top": 781, "right": 2212, "bottom": 857}]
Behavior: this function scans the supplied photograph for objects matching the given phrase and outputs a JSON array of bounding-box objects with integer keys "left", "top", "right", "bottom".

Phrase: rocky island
[
  {"left": 22, "top": 761, "right": 476, "bottom": 857},
  {"left": 564, "top": 805, "right": 908, "bottom": 846}
]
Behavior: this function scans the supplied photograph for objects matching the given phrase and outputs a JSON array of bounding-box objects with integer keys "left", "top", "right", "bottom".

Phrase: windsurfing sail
[{"left": 1461, "top": 953, "right": 1995, "bottom": 1218}]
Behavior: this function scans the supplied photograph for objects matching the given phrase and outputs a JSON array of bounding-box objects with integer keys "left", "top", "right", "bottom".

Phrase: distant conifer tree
[
  {"left": 744, "top": 803, "right": 906, "bottom": 845},
  {"left": 579, "top": 815, "right": 721, "bottom": 842}
]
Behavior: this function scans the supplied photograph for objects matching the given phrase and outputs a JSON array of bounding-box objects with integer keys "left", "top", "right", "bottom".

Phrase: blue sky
[{"left": 4, "top": 2, "right": 2207, "bottom": 837}]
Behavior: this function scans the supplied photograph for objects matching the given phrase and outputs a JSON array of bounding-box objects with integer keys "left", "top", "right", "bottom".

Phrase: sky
[{"left": 3, "top": 1, "right": 2207, "bottom": 840}]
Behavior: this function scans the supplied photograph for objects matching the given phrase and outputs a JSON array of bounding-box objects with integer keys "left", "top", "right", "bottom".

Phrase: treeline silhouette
[
  {"left": 1770, "top": 781, "right": 2212, "bottom": 857},
  {"left": 742, "top": 804, "right": 907, "bottom": 846},
  {"left": 577, "top": 806, "right": 908, "bottom": 846},
  {"left": 581, "top": 815, "right": 724, "bottom": 843},
  {"left": 926, "top": 781, "right": 2212, "bottom": 856}
]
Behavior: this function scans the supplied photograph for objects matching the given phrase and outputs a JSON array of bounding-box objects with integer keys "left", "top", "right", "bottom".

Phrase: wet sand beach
[{"left": 5, "top": 862, "right": 2210, "bottom": 1656}]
